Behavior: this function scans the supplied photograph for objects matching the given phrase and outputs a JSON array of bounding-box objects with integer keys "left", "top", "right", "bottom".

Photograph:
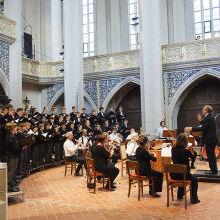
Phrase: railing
[
  {"left": 22, "top": 58, "right": 64, "bottom": 78},
  {"left": 0, "top": 14, "right": 15, "bottom": 43},
  {"left": 162, "top": 37, "right": 220, "bottom": 64},
  {"left": 21, "top": 37, "right": 220, "bottom": 79}
]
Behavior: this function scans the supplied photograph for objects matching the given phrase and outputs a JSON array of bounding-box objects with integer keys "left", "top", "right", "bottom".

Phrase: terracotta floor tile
[{"left": 8, "top": 161, "right": 220, "bottom": 220}]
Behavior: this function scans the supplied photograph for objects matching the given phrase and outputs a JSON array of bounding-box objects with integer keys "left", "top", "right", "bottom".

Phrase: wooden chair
[
  {"left": 126, "top": 160, "right": 154, "bottom": 201},
  {"left": 119, "top": 144, "right": 127, "bottom": 177},
  {"left": 86, "top": 158, "right": 111, "bottom": 193},
  {"left": 164, "top": 164, "right": 192, "bottom": 209},
  {"left": 63, "top": 153, "right": 83, "bottom": 176}
]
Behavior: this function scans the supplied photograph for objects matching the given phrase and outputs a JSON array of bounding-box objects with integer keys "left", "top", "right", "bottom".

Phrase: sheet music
[
  {"left": 42, "top": 133, "right": 48, "bottom": 137},
  {"left": 161, "top": 143, "right": 172, "bottom": 157}
]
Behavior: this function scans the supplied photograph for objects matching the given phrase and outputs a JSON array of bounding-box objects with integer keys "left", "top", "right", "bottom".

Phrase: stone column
[
  {"left": 51, "top": 0, "right": 62, "bottom": 61},
  {"left": 184, "top": 0, "right": 194, "bottom": 41},
  {"left": 4, "top": 0, "right": 22, "bottom": 108},
  {"left": 63, "top": 0, "right": 83, "bottom": 112},
  {"left": 110, "top": 0, "right": 121, "bottom": 53},
  {"left": 139, "top": 0, "right": 163, "bottom": 134},
  {"left": 96, "top": 0, "right": 107, "bottom": 55}
]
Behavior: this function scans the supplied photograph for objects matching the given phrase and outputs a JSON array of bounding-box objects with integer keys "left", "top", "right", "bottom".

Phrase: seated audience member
[
  {"left": 126, "top": 132, "right": 139, "bottom": 161},
  {"left": 184, "top": 127, "right": 198, "bottom": 169},
  {"left": 171, "top": 133, "right": 200, "bottom": 204},
  {"left": 157, "top": 121, "right": 168, "bottom": 138},
  {"left": 63, "top": 132, "right": 87, "bottom": 176},
  {"left": 136, "top": 135, "right": 163, "bottom": 197},
  {"left": 92, "top": 134, "right": 119, "bottom": 191}
]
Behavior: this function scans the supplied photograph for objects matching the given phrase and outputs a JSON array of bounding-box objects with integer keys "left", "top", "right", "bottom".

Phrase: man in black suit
[{"left": 188, "top": 105, "right": 218, "bottom": 174}]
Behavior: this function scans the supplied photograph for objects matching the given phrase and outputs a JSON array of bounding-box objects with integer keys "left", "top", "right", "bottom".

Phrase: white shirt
[
  {"left": 63, "top": 139, "right": 80, "bottom": 157},
  {"left": 126, "top": 141, "right": 139, "bottom": 156},
  {"left": 109, "top": 133, "right": 121, "bottom": 143},
  {"left": 157, "top": 126, "right": 168, "bottom": 138},
  {"left": 78, "top": 136, "right": 92, "bottom": 148}
]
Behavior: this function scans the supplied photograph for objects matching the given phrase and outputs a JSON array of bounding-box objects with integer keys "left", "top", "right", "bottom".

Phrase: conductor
[{"left": 188, "top": 105, "right": 218, "bottom": 174}]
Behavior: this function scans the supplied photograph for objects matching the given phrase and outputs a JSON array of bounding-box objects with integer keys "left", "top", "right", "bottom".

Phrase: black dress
[
  {"left": 93, "top": 144, "right": 119, "bottom": 187},
  {"left": 136, "top": 147, "right": 163, "bottom": 193},
  {"left": 171, "top": 146, "right": 199, "bottom": 202}
]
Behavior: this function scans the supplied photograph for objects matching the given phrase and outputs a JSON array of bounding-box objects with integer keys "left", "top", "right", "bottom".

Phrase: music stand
[{"left": 163, "top": 130, "right": 177, "bottom": 140}]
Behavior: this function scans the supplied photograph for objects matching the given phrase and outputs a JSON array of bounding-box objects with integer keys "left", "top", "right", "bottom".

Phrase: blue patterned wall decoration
[
  {"left": 0, "top": 41, "right": 9, "bottom": 80},
  {"left": 166, "top": 69, "right": 200, "bottom": 104},
  {"left": 162, "top": 73, "right": 166, "bottom": 105},
  {"left": 83, "top": 80, "right": 98, "bottom": 106},
  {"left": 47, "top": 84, "right": 64, "bottom": 104},
  {"left": 100, "top": 78, "right": 125, "bottom": 105}
]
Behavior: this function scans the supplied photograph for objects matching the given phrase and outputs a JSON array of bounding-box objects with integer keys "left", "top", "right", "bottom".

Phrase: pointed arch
[
  {"left": 48, "top": 87, "right": 97, "bottom": 112},
  {"left": 0, "top": 69, "right": 9, "bottom": 96},
  {"left": 102, "top": 77, "right": 140, "bottom": 110},
  {"left": 168, "top": 68, "right": 220, "bottom": 128}
]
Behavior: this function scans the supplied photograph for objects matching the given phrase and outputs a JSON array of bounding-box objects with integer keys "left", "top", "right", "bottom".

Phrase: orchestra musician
[
  {"left": 92, "top": 134, "right": 119, "bottom": 191},
  {"left": 78, "top": 129, "right": 92, "bottom": 149},
  {"left": 126, "top": 132, "right": 139, "bottom": 161},
  {"left": 63, "top": 132, "right": 87, "bottom": 176},
  {"left": 184, "top": 127, "right": 197, "bottom": 169},
  {"left": 136, "top": 135, "right": 163, "bottom": 197},
  {"left": 171, "top": 133, "right": 200, "bottom": 204},
  {"left": 187, "top": 105, "right": 218, "bottom": 174},
  {"left": 157, "top": 121, "right": 168, "bottom": 138}
]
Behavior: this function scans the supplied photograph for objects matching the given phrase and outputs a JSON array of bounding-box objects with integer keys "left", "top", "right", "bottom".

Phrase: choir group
[{"left": 0, "top": 105, "right": 131, "bottom": 192}]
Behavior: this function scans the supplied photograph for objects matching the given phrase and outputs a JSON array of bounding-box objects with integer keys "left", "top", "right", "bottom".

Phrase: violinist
[
  {"left": 78, "top": 129, "right": 92, "bottom": 149},
  {"left": 63, "top": 132, "right": 87, "bottom": 176},
  {"left": 92, "top": 134, "right": 119, "bottom": 191},
  {"left": 171, "top": 133, "right": 200, "bottom": 204},
  {"left": 184, "top": 127, "right": 197, "bottom": 169},
  {"left": 136, "top": 135, "right": 163, "bottom": 197},
  {"left": 109, "top": 128, "right": 122, "bottom": 144}
]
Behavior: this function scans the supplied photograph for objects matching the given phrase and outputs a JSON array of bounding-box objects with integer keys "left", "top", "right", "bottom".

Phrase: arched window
[
  {"left": 82, "top": 0, "right": 95, "bottom": 57},
  {"left": 128, "top": 0, "right": 139, "bottom": 50},
  {"left": 194, "top": 0, "right": 220, "bottom": 39}
]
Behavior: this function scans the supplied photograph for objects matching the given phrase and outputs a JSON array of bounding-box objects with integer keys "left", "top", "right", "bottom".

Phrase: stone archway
[
  {"left": 106, "top": 82, "right": 141, "bottom": 130},
  {"left": 177, "top": 77, "right": 220, "bottom": 140},
  {"left": 168, "top": 68, "right": 220, "bottom": 129},
  {"left": 49, "top": 90, "right": 96, "bottom": 114}
]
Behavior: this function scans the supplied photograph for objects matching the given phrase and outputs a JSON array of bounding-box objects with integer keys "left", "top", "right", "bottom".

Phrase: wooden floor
[{"left": 8, "top": 160, "right": 220, "bottom": 220}]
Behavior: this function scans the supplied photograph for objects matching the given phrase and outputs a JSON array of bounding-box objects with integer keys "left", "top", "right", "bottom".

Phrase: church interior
[{"left": 1, "top": 0, "right": 220, "bottom": 219}]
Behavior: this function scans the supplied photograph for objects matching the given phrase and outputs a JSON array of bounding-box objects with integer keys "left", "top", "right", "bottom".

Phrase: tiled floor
[{"left": 8, "top": 161, "right": 220, "bottom": 220}]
